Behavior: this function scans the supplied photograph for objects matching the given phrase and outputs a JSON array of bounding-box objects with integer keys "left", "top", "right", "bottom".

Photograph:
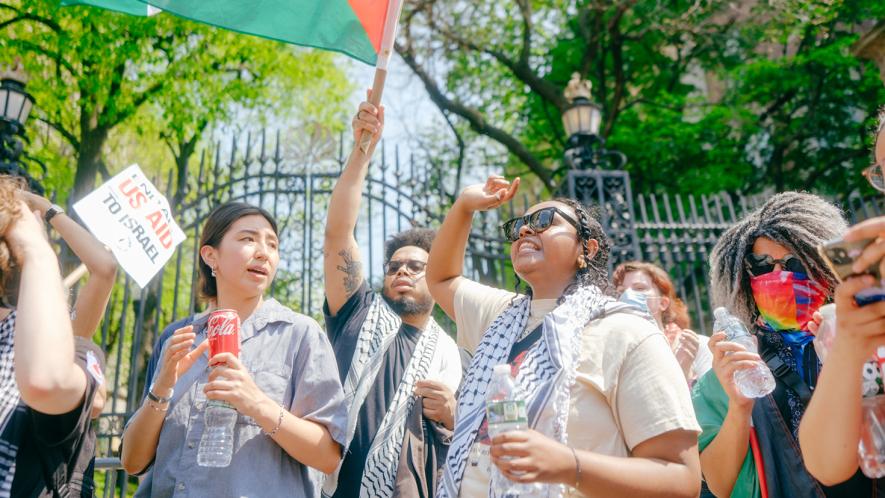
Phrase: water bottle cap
[
  {"left": 713, "top": 307, "right": 729, "bottom": 321},
  {"left": 493, "top": 364, "right": 511, "bottom": 376}
]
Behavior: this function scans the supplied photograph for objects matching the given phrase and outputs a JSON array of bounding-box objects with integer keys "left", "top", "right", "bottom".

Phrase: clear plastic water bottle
[
  {"left": 713, "top": 307, "right": 776, "bottom": 398},
  {"left": 486, "top": 364, "right": 542, "bottom": 497},
  {"left": 197, "top": 399, "right": 237, "bottom": 467},
  {"left": 859, "top": 394, "right": 885, "bottom": 478},
  {"left": 812, "top": 303, "right": 837, "bottom": 363}
]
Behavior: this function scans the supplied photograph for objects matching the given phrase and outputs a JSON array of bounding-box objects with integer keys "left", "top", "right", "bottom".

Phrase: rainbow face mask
[{"left": 750, "top": 271, "right": 827, "bottom": 332}]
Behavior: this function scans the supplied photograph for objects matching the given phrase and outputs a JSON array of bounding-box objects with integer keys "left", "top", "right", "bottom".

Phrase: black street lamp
[
  {"left": 562, "top": 73, "right": 626, "bottom": 171},
  {"left": 0, "top": 63, "right": 43, "bottom": 194}
]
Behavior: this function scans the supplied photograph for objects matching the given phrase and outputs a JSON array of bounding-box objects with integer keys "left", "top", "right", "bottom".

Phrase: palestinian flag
[
  {"left": 146, "top": 0, "right": 393, "bottom": 65},
  {"left": 62, "top": 0, "right": 160, "bottom": 17}
]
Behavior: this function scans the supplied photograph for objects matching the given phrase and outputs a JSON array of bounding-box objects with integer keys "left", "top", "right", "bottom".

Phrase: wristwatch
[
  {"left": 44, "top": 204, "right": 64, "bottom": 223},
  {"left": 147, "top": 385, "right": 174, "bottom": 404}
]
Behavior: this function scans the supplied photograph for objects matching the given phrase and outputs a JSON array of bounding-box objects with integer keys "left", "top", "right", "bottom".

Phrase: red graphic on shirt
[{"left": 477, "top": 350, "right": 530, "bottom": 445}]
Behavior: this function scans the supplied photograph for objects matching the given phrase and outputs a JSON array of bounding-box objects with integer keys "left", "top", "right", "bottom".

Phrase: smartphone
[
  {"left": 818, "top": 238, "right": 882, "bottom": 281},
  {"left": 818, "top": 237, "right": 885, "bottom": 306}
]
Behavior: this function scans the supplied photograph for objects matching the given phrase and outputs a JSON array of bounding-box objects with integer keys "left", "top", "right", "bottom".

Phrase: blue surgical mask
[{"left": 619, "top": 288, "right": 650, "bottom": 314}]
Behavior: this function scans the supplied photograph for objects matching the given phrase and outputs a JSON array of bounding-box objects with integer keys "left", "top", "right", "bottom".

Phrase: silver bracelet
[
  {"left": 571, "top": 446, "right": 581, "bottom": 490},
  {"left": 263, "top": 405, "right": 285, "bottom": 436}
]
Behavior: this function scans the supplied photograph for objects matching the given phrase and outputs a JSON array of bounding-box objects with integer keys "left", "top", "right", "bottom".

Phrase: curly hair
[
  {"left": 0, "top": 176, "right": 24, "bottom": 306},
  {"left": 612, "top": 261, "right": 689, "bottom": 327},
  {"left": 384, "top": 228, "right": 436, "bottom": 262},
  {"left": 709, "top": 191, "right": 846, "bottom": 325},
  {"left": 513, "top": 198, "right": 613, "bottom": 301}
]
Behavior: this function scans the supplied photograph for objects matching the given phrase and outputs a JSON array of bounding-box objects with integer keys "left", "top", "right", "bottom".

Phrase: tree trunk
[{"left": 71, "top": 127, "right": 109, "bottom": 204}]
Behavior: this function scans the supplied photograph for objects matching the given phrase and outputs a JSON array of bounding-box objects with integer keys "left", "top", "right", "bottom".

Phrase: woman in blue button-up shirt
[{"left": 121, "top": 202, "right": 347, "bottom": 498}]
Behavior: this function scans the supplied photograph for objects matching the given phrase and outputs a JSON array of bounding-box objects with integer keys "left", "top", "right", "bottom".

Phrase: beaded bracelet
[
  {"left": 570, "top": 446, "right": 582, "bottom": 491},
  {"left": 263, "top": 405, "right": 285, "bottom": 437}
]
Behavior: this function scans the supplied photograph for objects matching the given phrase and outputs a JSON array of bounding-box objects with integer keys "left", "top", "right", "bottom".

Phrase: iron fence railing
[{"left": 71, "top": 133, "right": 884, "bottom": 496}]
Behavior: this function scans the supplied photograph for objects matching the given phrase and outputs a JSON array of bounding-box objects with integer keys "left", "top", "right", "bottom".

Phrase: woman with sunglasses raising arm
[
  {"left": 798, "top": 112, "right": 885, "bottom": 488},
  {"left": 693, "top": 191, "right": 885, "bottom": 497},
  {"left": 427, "top": 175, "right": 701, "bottom": 498}
]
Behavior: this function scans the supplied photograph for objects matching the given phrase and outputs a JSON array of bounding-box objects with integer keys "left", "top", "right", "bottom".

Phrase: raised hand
[
  {"left": 15, "top": 190, "right": 51, "bottom": 216},
  {"left": 455, "top": 175, "right": 520, "bottom": 213},
  {"left": 5, "top": 202, "right": 49, "bottom": 264},
  {"left": 153, "top": 325, "right": 208, "bottom": 397},
  {"left": 352, "top": 89, "right": 385, "bottom": 155},
  {"left": 671, "top": 327, "right": 700, "bottom": 380}
]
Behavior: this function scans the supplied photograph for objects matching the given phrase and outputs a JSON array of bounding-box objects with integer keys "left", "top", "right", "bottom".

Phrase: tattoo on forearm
[{"left": 336, "top": 249, "right": 362, "bottom": 294}]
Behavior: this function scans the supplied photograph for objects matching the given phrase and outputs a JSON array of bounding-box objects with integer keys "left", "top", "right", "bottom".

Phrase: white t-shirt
[{"left": 452, "top": 279, "right": 701, "bottom": 498}]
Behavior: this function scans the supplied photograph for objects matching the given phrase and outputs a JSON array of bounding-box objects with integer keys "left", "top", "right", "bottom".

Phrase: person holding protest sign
[
  {"left": 798, "top": 111, "right": 885, "bottom": 489},
  {"left": 0, "top": 177, "right": 113, "bottom": 498},
  {"left": 121, "top": 201, "right": 347, "bottom": 498}
]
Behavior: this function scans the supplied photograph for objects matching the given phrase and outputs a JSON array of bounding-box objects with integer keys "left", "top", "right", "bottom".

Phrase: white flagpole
[{"left": 358, "top": 0, "right": 405, "bottom": 154}]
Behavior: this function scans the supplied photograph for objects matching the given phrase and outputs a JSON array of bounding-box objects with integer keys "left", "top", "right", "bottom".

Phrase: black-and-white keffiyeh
[
  {"left": 322, "top": 295, "right": 447, "bottom": 498},
  {"left": 0, "top": 312, "right": 18, "bottom": 498},
  {"left": 438, "top": 285, "right": 650, "bottom": 498}
]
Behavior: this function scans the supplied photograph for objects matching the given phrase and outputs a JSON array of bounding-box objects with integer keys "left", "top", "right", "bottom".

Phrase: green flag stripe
[
  {"left": 61, "top": 0, "right": 151, "bottom": 16},
  {"left": 137, "top": 0, "right": 377, "bottom": 65}
]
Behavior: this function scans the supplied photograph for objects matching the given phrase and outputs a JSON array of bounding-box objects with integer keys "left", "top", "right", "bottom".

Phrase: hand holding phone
[{"left": 818, "top": 238, "right": 885, "bottom": 306}]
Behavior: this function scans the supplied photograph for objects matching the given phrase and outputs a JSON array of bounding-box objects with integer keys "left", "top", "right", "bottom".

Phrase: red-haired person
[{"left": 613, "top": 261, "right": 712, "bottom": 384}]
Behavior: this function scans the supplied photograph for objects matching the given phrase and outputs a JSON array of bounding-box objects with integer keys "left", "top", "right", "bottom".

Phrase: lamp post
[
  {"left": 0, "top": 63, "right": 43, "bottom": 194},
  {"left": 562, "top": 73, "right": 626, "bottom": 171}
]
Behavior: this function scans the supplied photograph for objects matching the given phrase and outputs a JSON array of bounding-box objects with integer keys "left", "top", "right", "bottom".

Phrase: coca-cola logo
[{"left": 208, "top": 313, "right": 239, "bottom": 337}]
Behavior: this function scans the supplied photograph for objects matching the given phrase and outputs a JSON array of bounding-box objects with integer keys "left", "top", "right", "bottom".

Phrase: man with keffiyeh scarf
[{"left": 320, "top": 99, "right": 462, "bottom": 498}]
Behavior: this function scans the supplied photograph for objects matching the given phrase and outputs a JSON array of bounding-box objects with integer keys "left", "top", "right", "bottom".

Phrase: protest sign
[{"left": 73, "top": 164, "right": 185, "bottom": 288}]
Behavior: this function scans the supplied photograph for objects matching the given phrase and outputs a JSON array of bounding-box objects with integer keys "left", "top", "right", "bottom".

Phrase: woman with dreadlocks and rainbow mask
[
  {"left": 425, "top": 175, "right": 701, "bottom": 498},
  {"left": 694, "top": 191, "right": 883, "bottom": 497}
]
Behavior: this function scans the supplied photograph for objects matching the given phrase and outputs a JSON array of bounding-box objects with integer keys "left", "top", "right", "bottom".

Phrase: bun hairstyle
[
  {"left": 198, "top": 201, "right": 278, "bottom": 300},
  {"left": 0, "top": 176, "right": 24, "bottom": 308}
]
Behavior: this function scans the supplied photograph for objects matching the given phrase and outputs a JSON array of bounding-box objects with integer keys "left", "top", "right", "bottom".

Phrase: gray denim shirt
[{"left": 133, "top": 298, "right": 347, "bottom": 498}]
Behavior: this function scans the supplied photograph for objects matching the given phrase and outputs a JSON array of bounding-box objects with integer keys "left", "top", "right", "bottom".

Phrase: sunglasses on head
[
  {"left": 384, "top": 259, "right": 427, "bottom": 276},
  {"left": 863, "top": 161, "right": 885, "bottom": 194},
  {"left": 744, "top": 253, "right": 807, "bottom": 277},
  {"left": 501, "top": 206, "right": 580, "bottom": 243}
]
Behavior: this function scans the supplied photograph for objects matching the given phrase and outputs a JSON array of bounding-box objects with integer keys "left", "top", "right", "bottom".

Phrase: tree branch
[
  {"left": 5, "top": 39, "right": 76, "bottom": 78},
  {"left": 397, "top": 42, "right": 554, "bottom": 190},
  {"left": 426, "top": 15, "right": 568, "bottom": 111},
  {"left": 35, "top": 115, "right": 80, "bottom": 150},
  {"left": 0, "top": 12, "right": 62, "bottom": 32}
]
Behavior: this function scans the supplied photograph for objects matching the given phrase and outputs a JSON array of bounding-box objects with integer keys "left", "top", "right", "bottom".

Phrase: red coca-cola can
[{"left": 207, "top": 309, "right": 240, "bottom": 358}]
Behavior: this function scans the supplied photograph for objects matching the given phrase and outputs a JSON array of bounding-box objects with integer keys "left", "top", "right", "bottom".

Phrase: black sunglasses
[
  {"left": 501, "top": 206, "right": 580, "bottom": 243},
  {"left": 384, "top": 259, "right": 427, "bottom": 276},
  {"left": 863, "top": 161, "right": 885, "bottom": 194},
  {"left": 744, "top": 253, "right": 807, "bottom": 277}
]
